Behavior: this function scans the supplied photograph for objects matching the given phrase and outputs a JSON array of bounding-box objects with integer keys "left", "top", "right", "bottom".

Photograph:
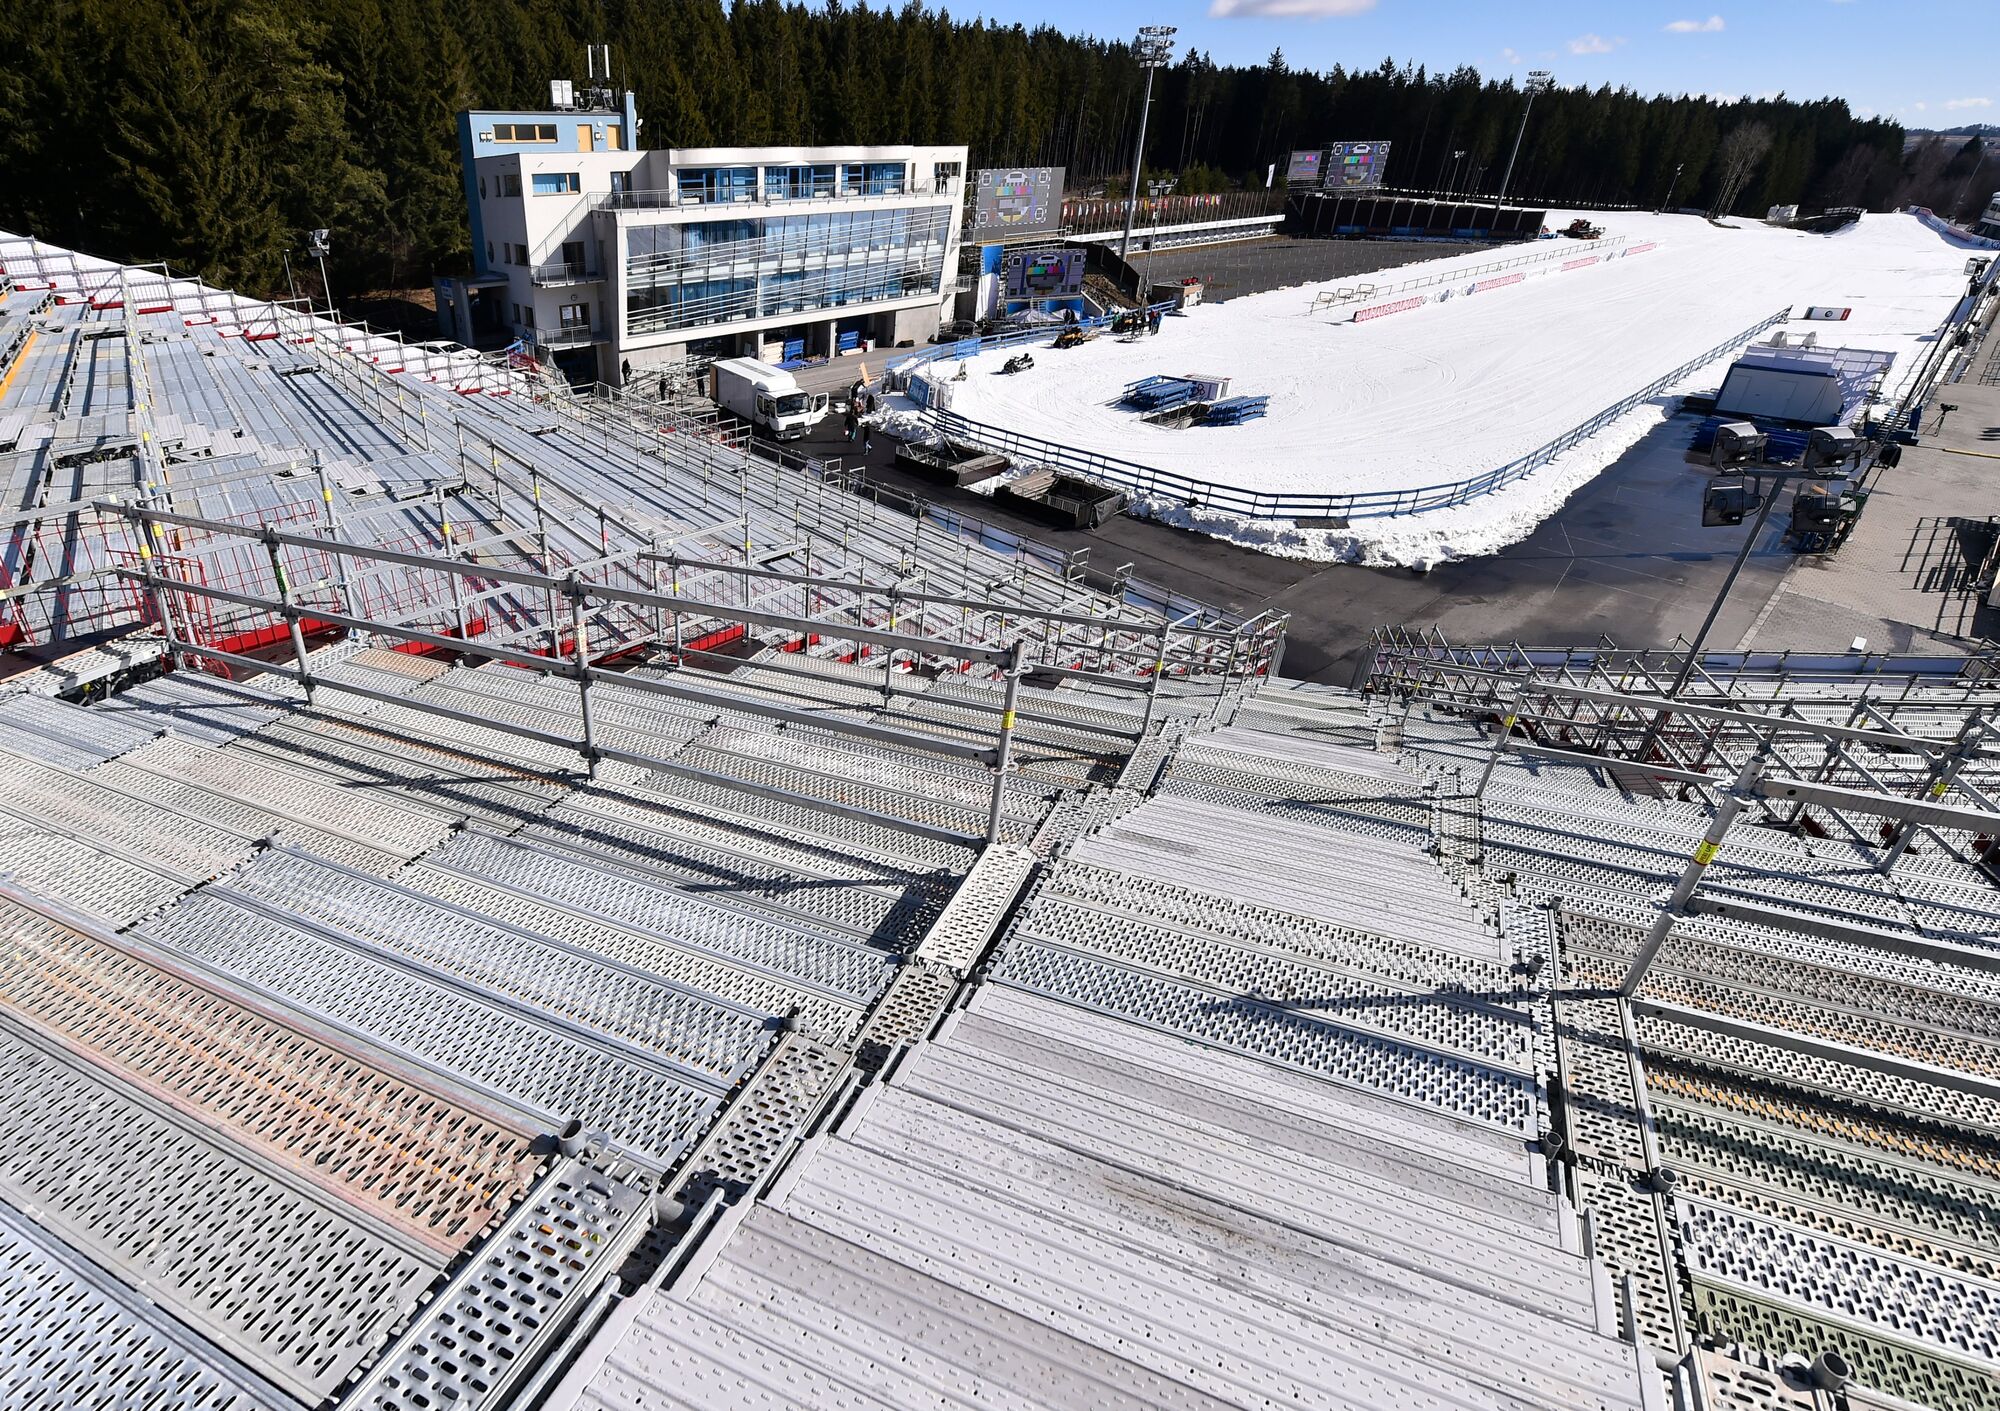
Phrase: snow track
[{"left": 928, "top": 212, "right": 1969, "bottom": 563}]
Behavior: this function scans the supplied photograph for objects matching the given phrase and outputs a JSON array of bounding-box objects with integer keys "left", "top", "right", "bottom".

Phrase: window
[
  {"left": 768, "top": 164, "right": 836, "bottom": 200},
  {"left": 523, "top": 306, "right": 535, "bottom": 328},
  {"left": 479, "top": 176, "right": 486, "bottom": 199},
  {"left": 558, "top": 302, "right": 590, "bottom": 330},
  {"left": 492, "top": 123, "right": 557, "bottom": 143},
  {"left": 485, "top": 241, "right": 494, "bottom": 264},
  {"left": 842, "top": 162, "right": 906, "bottom": 197},
  {"left": 511, "top": 302, "right": 521, "bottom": 323},
  {"left": 532, "top": 172, "right": 581, "bottom": 196},
  {"left": 497, "top": 173, "right": 522, "bottom": 198},
  {"left": 678, "top": 167, "right": 757, "bottom": 205}
]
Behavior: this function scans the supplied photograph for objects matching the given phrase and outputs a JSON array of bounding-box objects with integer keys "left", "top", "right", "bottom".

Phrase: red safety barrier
[
  {"left": 684, "top": 623, "right": 747, "bottom": 655},
  {"left": 214, "top": 616, "right": 341, "bottom": 658},
  {"left": 1471, "top": 273, "right": 1524, "bottom": 293},
  {"left": 1627, "top": 242, "right": 1657, "bottom": 255},
  {"left": 1355, "top": 295, "right": 1425, "bottom": 323},
  {"left": 389, "top": 616, "right": 490, "bottom": 657},
  {"left": 1562, "top": 256, "right": 1600, "bottom": 271}
]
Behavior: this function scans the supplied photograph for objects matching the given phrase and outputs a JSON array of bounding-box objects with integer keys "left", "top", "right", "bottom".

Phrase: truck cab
[
  {"left": 755, "top": 387, "right": 829, "bottom": 440},
  {"left": 710, "top": 357, "right": 831, "bottom": 442}
]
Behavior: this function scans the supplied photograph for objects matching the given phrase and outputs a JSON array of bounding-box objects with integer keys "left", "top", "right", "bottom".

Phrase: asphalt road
[{"left": 789, "top": 407, "right": 1795, "bottom": 686}]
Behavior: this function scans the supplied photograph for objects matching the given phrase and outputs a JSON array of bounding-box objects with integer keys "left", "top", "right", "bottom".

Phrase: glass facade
[
  {"left": 841, "top": 162, "right": 907, "bottom": 196},
  {"left": 624, "top": 205, "right": 950, "bottom": 337},
  {"left": 677, "top": 166, "right": 758, "bottom": 204}
]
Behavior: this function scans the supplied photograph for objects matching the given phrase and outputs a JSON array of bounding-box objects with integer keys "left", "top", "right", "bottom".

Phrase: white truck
[{"left": 709, "top": 358, "right": 829, "bottom": 441}]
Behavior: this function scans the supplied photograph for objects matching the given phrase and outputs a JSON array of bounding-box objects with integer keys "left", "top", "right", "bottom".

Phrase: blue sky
[{"left": 947, "top": 0, "right": 1993, "bottom": 129}]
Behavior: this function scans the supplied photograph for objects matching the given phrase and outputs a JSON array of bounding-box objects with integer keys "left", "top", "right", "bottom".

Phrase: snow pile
[{"left": 921, "top": 211, "right": 1969, "bottom": 564}]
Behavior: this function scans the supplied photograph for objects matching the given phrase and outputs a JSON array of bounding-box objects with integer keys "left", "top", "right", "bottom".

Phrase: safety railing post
[
  {"left": 313, "top": 451, "right": 352, "bottom": 615},
  {"left": 1211, "top": 630, "right": 1242, "bottom": 723},
  {"left": 986, "top": 640, "right": 1026, "bottom": 844},
  {"left": 1475, "top": 674, "right": 1533, "bottom": 799},
  {"left": 437, "top": 489, "right": 468, "bottom": 644},
  {"left": 530, "top": 466, "right": 560, "bottom": 657},
  {"left": 1880, "top": 712, "right": 1988, "bottom": 871},
  {"left": 569, "top": 579, "right": 599, "bottom": 778},
  {"left": 263, "top": 529, "right": 316, "bottom": 705},
  {"left": 1621, "top": 748, "right": 1767, "bottom": 998},
  {"left": 669, "top": 554, "right": 684, "bottom": 657}
]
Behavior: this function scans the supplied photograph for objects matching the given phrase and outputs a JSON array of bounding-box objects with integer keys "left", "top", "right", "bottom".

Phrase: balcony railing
[
  {"left": 530, "top": 260, "right": 602, "bottom": 286},
  {"left": 599, "top": 178, "right": 957, "bottom": 213},
  {"left": 534, "top": 321, "right": 604, "bottom": 352}
]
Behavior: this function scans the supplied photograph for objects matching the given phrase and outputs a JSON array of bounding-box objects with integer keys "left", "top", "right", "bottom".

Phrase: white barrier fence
[{"left": 1307, "top": 234, "right": 1635, "bottom": 316}]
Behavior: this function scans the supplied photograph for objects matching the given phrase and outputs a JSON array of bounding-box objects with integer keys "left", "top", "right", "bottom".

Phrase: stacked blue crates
[
  {"left": 1120, "top": 376, "right": 1199, "bottom": 412},
  {"left": 1203, "top": 396, "right": 1269, "bottom": 425}
]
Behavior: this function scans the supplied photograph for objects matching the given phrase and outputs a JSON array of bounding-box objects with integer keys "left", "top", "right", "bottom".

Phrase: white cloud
[
  {"left": 1943, "top": 97, "right": 1994, "bottom": 111},
  {"left": 1499, "top": 46, "right": 1522, "bottom": 65},
  {"left": 1913, "top": 101, "right": 1928, "bottom": 111},
  {"left": 1664, "top": 14, "right": 1725, "bottom": 31},
  {"left": 1207, "top": 0, "right": 1375, "bottom": 16},
  {"left": 1567, "top": 33, "right": 1623, "bottom": 54}
]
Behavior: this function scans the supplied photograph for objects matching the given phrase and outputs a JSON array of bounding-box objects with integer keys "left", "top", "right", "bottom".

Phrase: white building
[{"left": 438, "top": 87, "right": 966, "bottom": 384}]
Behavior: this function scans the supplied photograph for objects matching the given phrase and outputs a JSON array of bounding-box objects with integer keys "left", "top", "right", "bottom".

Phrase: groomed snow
[{"left": 918, "top": 211, "right": 1972, "bottom": 565}]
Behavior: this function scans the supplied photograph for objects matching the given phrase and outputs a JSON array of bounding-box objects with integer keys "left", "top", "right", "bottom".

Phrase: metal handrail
[
  {"left": 531, "top": 260, "right": 601, "bottom": 285},
  {"left": 599, "top": 179, "right": 956, "bottom": 212}
]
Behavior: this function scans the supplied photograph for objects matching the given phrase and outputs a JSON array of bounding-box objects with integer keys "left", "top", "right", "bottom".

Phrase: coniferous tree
[{"left": 0, "top": 0, "right": 1923, "bottom": 295}]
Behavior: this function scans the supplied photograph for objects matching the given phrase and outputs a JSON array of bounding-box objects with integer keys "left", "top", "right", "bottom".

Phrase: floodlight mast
[
  {"left": 1492, "top": 70, "right": 1553, "bottom": 226},
  {"left": 306, "top": 227, "right": 334, "bottom": 320},
  {"left": 1118, "top": 26, "right": 1178, "bottom": 270}
]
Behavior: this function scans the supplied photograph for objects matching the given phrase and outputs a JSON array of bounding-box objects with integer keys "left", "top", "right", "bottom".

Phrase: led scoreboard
[
  {"left": 1327, "top": 141, "right": 1391, "bottom": 188},
  {"left": 971, "top": 167, "right": 1064, "bottom": 240},
  {"left": 1003, "top": 248, "right": 1085, "bottom": 299}
]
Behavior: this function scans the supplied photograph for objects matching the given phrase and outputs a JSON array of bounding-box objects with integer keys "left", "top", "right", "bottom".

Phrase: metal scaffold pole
[
  {"left": 1620, "top": 748, "right": 1768, "bottom": 998},
  {"left": 986, "top": 640, "right": 1026, "bottom": 844}
]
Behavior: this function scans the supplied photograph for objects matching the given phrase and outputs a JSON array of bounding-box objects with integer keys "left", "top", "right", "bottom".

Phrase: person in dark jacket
[{"left": 843, "top": 407, "right": 859, "bottom": 442}]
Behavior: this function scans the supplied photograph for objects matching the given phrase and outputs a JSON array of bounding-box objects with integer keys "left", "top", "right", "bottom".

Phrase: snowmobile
[{"left": 1000, "top": 352, "right": 1035, "bottom": 375}]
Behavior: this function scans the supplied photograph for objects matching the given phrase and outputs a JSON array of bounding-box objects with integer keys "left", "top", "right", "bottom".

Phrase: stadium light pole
[
  {"left": 1493, "top": 70, "right": 1553, "bottom": 227},
  {"left": 306, "top": 227, "right": 335, "bottom": 319},
  {"left": 1658, "top": 161, "right": 1685, "bottom": 214},
  {"left": 1118, "top": 26, "right": 1178, "bottom": 272}
]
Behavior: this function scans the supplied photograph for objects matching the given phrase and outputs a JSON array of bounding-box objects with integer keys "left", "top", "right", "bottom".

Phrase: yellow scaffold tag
[
  {"left": 1502, "top": 714, "right": 1518, "bottom": 730},
  {"left": 1692, "top": 840, "right": 1720, "bottom": 866},
  {"left": 1001, "top": 710, "right": 1017, "bottom": 730},
  {"left": 1930, "top": 779, "right": 1951, "bottom": 799}
]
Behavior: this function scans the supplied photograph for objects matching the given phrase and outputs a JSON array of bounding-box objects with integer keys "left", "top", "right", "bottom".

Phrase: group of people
[{"left": 843, "top": 378, "right": 876, "bottom": 452}]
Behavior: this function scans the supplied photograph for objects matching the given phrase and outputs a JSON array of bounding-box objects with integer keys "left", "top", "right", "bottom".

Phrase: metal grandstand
[{"left": 4, "top": 229, "right": 2000, "bottom": 1411}]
